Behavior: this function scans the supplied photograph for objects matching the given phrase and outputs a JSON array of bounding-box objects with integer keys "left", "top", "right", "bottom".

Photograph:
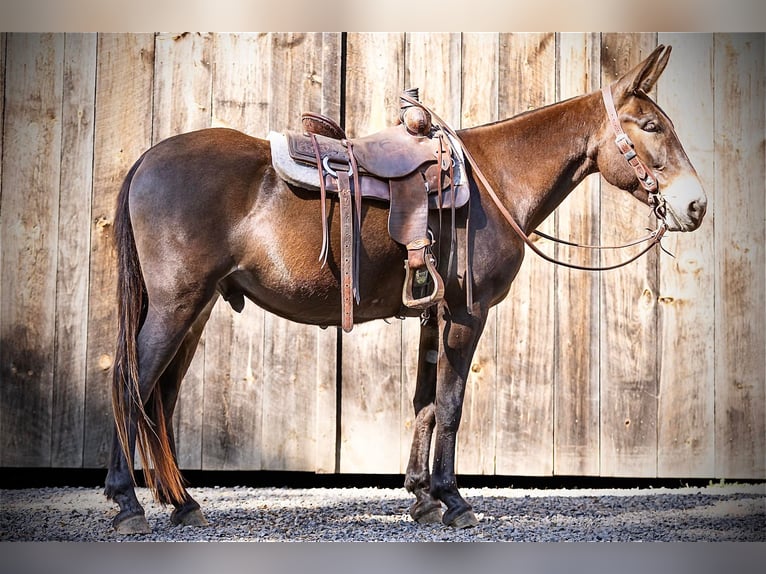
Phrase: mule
[{"left": 105, "top": 45, "right": 706, "bottom": 534}]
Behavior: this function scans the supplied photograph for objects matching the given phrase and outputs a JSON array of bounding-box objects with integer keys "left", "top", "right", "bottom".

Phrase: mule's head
[{"left": 596, "top": 45, "right": 707, "bottom": 232}]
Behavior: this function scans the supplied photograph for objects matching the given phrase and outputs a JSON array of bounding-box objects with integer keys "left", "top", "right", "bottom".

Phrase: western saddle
[{"left": 269, "top": 89, "right": 468, "bottom": 332}]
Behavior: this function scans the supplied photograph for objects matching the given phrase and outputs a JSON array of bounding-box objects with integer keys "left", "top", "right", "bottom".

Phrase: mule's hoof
[
  {"left": 409, "top": 500, "right": 444, "bottom": 524},
  {"left": 171, "top": 507, "right": 209, "bottom": 527},
  {"left": 114, "top": 514, "right": 152, "bottom": 535},
  {"left": 443, "top": 508, "right": 479, "bottom": 529}
]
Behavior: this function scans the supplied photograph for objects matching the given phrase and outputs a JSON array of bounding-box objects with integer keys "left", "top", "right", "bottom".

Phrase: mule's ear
[{"left": 616, "top": 44, "right": 672, "bottom": 97}]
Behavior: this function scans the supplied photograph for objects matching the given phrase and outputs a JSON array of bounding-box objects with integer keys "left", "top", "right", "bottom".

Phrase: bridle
[
  {"left": 600, "top": 85, "right": 673, "bottom": 226},
  {"left": 601, "top": 86, "right": 659, "bottom": 199},
  {"left": 400, "top": 89, "right": 671, "bottom": 275}
]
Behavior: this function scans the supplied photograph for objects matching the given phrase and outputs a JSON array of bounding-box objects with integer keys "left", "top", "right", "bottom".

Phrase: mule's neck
[{"left": 458, "top": 91, "right": 603, "bottom": 233}]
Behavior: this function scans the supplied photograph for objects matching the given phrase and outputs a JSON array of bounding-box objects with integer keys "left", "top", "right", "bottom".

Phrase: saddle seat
[
  {"left": 282, "top": 128, "right": 464, "bottom": 206},
  {"left": 268, "top": 93, "right": 469, "bottom": 332},
  {"left": 297, "top": 110, "right": 457, "bottom": 180}
]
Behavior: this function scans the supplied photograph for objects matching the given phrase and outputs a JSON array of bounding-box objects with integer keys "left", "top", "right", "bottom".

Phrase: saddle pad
[{"left": 268, "top": 131, "right": 470, "bottom": 210}]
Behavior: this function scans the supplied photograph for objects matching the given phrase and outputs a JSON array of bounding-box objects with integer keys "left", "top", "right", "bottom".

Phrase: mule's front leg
[
  {"left": 405, "top": 403, "right": 443, "bottom": 523},
  {"left": 404, "top": 312, "right": 443, "bottom": 523},
  {"left": 430, "top": 307, "right": 486, "bottom": 528}
]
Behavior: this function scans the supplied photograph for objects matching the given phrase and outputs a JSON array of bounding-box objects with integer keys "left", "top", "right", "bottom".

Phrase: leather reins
[{"left": 400, "top": 90, "right": 670, "bottom": 274}]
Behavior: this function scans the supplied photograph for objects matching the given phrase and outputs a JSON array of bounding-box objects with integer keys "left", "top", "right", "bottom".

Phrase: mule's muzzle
[
  {"left": 666, "top": 195, "right": 706, "bottom": 232},
  {"left": 660, "top": 174, "right": 707, "bottom": 232}
]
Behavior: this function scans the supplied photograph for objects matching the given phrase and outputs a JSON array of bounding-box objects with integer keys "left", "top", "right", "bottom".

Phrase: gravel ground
[{"left": 1, "top": 483, "right": 764, "bottom": 542}]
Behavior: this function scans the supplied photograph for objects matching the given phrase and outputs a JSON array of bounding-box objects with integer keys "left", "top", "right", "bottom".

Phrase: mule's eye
[{"left": 642, "top": 120, "right": 659, "bottom": 133}]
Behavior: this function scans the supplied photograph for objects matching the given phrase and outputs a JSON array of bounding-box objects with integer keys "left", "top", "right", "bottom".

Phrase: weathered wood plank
[
  {"left": 400, "top": 32, "right": 462, "bottom": 472},
  {"left": 0, "top": 34, "right": 4, "bottom": 335},
  {"left": 494, "top": 32, "right": 557, "bottom": 477},
  {"left": 201, "top": 302, "right": 263, "bottom": 470},
  {"left": 152, "top": 32, "right": 213, "bottom": 141},
  {"left": 311, "top": 37, "right": 344, "bottom": 473},
  {"left": 400, "top": 315, "right": 425, "bottom": 473},
  {"left": 713, "top": 33, "right": 765, "bottom": 479},
  {"left": 260, "top": 33, "right": 341, "bottom": 472},
  {"left": 83, "top": 33, "right": 155, "bottom": 468},
  {"left": 599, "top": 33, "right": 660, "bottom": 477},
  {"left": 152, "top": 32, "right": 214, "bottom": 470},
  {"left": 553, "top": 32, "right": 602, "bottom": 477},
  {"left": 339, "top": 32, "right": 405, "bottom": 474},
  {"left": 1, "top": 33, "right": 5, "bottom": 456},
  {"left": 456, "top": 32, "right": 500, "bottom": 476},
  {"left": 203, "top": 32, "right": 271, "bottom": 470},
  {"left": 315, "top": 323, "right": 338, "bottom": 474},
  {"left": 210, "top": 32, "right": 272, "bottom": 134},
  {"left": 342, "top": 33, "right": 405, "bottom": 139},
  {"left": 267, "top": 32, "right": 342, "bottom": 123},
  {"left": 656, "top": 33, "right": 716, "bottom": 477},
  {"left": 404, "top": 32, "right": 462, "bottom": 125},
  {"left": 52, "top": 33, "right": 97, "bottom": 467},
  {"left": 0, "top": 33, "right": 63, "bottom": 466},
  {"left": 262, "top": 32, "right": 323, "bottom": 472}
]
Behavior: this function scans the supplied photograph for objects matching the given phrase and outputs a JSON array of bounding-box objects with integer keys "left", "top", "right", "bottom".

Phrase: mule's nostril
[{"left": 687, "top": 199, "right": 707, "bottom": 226}]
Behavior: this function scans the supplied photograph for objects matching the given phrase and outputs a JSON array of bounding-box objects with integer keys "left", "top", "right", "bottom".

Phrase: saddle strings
[
  {"left": 346, "top": 140, "right": 363, "bottom": 303},
  {"left": 310, "top": 133, "right": 331, "bottom": 268},
  {"left": 434, "top": 131, "right": 459, "bottom": 294}
]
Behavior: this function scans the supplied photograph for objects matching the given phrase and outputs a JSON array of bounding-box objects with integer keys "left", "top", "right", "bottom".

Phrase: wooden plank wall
[{"left": 0, "top": 33, "right": 763, "bottom": 479}]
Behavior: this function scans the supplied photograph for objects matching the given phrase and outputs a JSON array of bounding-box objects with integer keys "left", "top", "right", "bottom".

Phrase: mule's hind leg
[
  {"left": 105, "top": 421, "right": 151, "bottom": 534},
  {"left": 156, "top": 298, "right": 216, "bottom": 528},
  {"left": 404, "top": 311, "right": 443, "bottom": 523},
  {"left": 107, "top": 288, "right": 214, "bottom": 534}
]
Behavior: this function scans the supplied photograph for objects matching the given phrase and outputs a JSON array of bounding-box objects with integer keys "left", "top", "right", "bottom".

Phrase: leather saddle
[{"left": 269, "top": 91, "right": 468, "bottom": 332}]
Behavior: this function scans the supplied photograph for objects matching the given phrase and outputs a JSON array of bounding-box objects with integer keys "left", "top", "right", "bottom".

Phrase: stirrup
[{"left": 402, "top": 239, "right": 445, "bottom": 309}]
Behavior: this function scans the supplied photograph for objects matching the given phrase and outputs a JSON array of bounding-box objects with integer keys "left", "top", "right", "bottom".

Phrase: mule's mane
[{"left": 458, "top": 92, "right": 590, "bottom": 134}]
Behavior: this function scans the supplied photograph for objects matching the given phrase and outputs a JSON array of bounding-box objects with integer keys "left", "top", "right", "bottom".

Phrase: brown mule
[{"left": 105, "top": 45, "right": 706, "bottom": 533}]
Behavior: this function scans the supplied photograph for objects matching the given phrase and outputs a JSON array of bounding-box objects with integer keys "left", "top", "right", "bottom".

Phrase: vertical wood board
[
  {"left": 713, "top": 33, "right": 765, "bottom": 479},
  {"left": 202, "top": 33, "right": 271, "bottom": 470},
  {"left": 552, "top": 32, "right": 602, "bottom": 477},
  {"left": 454, "top": 33, "right": 501, "bottom": 476},
  {"left": 494, "top": 33, "right": 556, "bottom": 476},
  {"left": 340, "top": 32, "right": 405, "bottom": 474},
  {"left": 52, "top": 33, "right": 97, "bottom": 467},
  {"left": 599, "top": 33, "right": 660, "bottom": 477},
  {"left": 152, "top": 32, "right": 215, "bottom": 470},
  {"left": 0, "top": 33, "right": 64, "bottom": 466},
  {"left": 0, "top": 33, "right": 5, "bottom": 367},
  {"left": 83, "top": 33, "right": 155, "bottom": 468},
  {"left": 400, "top": 32, "right": 462, "bottom": 472},
  {"left": 656, "top": 33, "right": 717, "bottom": 477},
  {"left": 260, "top": 33, "right": 341, "bottom": 472},
  {"left": 452, "top": 32, "right": 500, "bottom": 476}
]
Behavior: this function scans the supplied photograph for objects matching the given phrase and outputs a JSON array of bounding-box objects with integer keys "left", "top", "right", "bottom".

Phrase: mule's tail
[{"left": 112, "top": 155, "right": 187, "bottom": 505}]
